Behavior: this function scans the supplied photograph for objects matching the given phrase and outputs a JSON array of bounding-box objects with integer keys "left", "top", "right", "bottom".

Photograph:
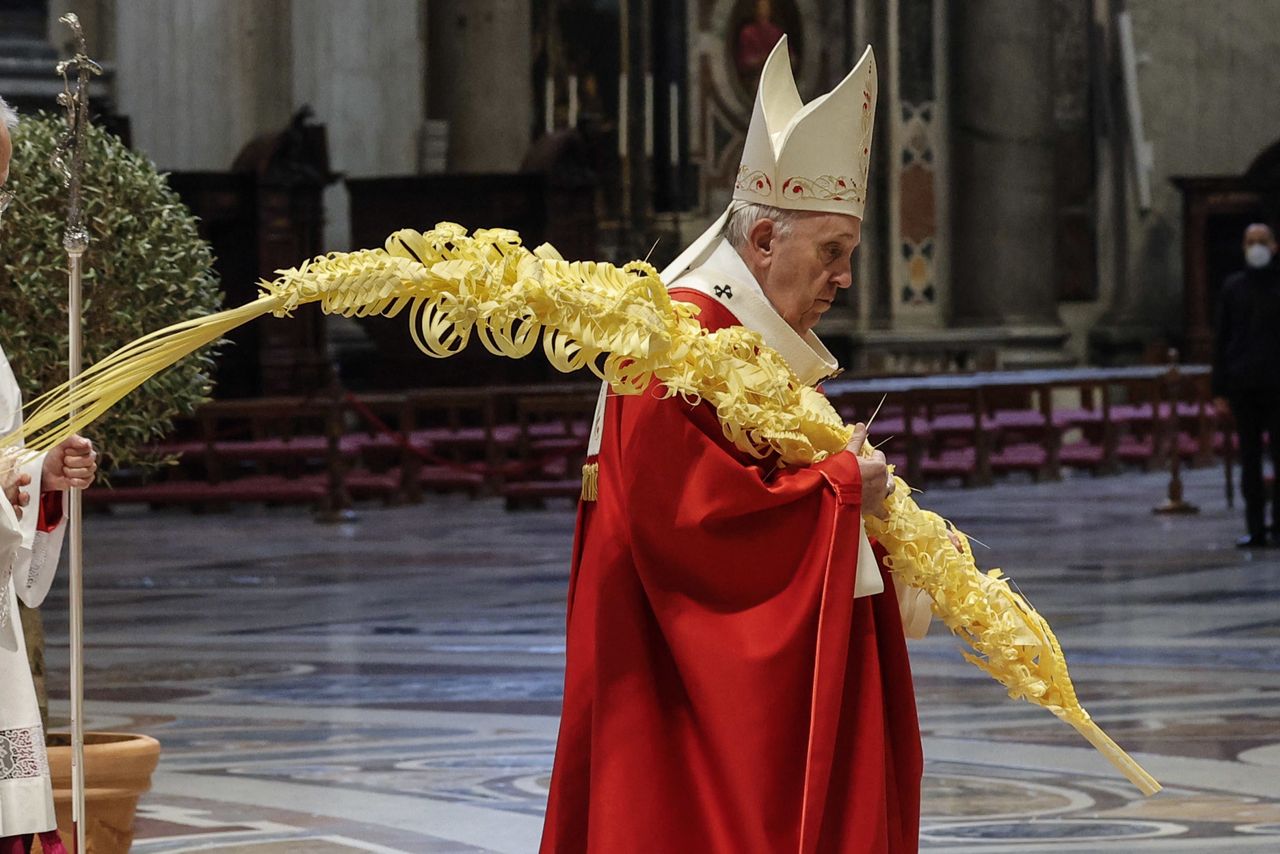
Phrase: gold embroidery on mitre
[
  {"left": 780, "top": 174, "right": 865, "bottom": 204},
  {"left": 735, "top": 166, "right": 773, "bottom": 197}
]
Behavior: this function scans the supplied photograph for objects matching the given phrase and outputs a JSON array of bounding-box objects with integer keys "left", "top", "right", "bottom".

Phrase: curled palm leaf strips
[{"left": 12, "top": 223, "right": 1159, "bottom": 795}]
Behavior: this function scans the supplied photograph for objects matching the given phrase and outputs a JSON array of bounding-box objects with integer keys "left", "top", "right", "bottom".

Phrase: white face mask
[{"left": 1246, "top": 243, "right": 1273, "bottom": 269}]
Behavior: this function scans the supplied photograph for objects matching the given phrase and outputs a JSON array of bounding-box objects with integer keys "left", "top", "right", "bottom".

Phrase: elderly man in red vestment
[{"left": 541, "top": 38, "right": 931, "bottom": 853}]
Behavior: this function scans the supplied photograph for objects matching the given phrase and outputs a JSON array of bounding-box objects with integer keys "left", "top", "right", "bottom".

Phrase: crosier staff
[{"left": 50, "top": 13, "right": 101, "bottom": 852}]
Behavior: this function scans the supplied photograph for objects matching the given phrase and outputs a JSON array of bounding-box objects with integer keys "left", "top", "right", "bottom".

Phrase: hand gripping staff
[{"left": 7, "top": 223, "right": 1160, "bottom": 795}]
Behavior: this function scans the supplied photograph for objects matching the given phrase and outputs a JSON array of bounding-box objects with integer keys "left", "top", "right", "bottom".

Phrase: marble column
[
  {"left": 291, "top": 0, "right": 426, "bottom": 250},
  {"left": 891, "top": 0, "right": 948, "bottom": 330},
  {"left": 1087, "top": 0, "right": 1172, "bottom": 364},
  {"left": 949, "top": 0, "right": 1069, "bottom": 366},
  {"left": 427, "top": 0, "right": 532, "bottom": 173},
  {"left": 114, "top": 0, "right": 293, "bottom": 170}
]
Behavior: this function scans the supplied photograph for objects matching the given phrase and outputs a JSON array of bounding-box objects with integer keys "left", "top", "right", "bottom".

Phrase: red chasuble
[{"left": 540, "top": 291, "right": 922, "bottom": 853}]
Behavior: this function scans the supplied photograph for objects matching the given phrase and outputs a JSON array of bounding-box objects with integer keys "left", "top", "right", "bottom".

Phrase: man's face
[
  {"left": 756, "top": 212, "right": 860, "bottom": 335},
  {"left": 1244, "top": 224, "right": 1276, "bottom": 253}
]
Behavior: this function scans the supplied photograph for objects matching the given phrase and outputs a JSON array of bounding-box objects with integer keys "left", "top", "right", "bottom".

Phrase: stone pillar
[
  {"left": 114, "top": 0, "right": 293, "bottom": 170},
  {"left": 428, "top": 0, "right": 532, "bottom": 172},
  {"left": 950, "top": 0, "right": 1069, "bottom": 366},
  {"left": 890, "top": 0, "right": 948, "bottom": 330},
  {"left": 291, "top": 0, "right": 426, "bottom": 250},
  {"left": 856, "top": 0, "right": 894, "bottom": 333}
]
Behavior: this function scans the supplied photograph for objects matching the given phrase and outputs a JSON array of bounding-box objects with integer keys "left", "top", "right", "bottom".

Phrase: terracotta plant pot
[{"left": 38, "top": 732, "right": 161, "bottom": 854}]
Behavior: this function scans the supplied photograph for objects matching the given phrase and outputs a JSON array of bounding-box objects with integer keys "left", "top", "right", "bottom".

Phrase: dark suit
[{"left": 1213, "top": 262, "right": 1280, "bottom": 538}]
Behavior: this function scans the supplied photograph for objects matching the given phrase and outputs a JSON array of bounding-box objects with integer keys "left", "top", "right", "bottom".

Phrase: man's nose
[{"left": 833, "top": 270, "right": 853, "bottom": 289}]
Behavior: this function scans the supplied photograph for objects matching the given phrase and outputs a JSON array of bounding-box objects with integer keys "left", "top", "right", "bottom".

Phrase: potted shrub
[{"left": 0, "top": 115, "right": 222, "bottom": 853}]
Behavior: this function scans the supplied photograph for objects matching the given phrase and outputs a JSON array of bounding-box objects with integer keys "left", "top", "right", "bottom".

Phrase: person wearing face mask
[
  {"left": 1212, "top": 223, "right": 1280, "bottom": 548},
  {"left": 0, "top": 95, "right": 98, "bottom": 854}
]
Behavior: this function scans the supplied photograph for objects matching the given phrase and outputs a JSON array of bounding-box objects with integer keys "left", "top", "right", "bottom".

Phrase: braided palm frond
[
  {"left": 7, "top": 222, "right": 1158, "bottom": 794},
  {"left": 866, "top": 482, "right": 1161, "bottom": 795}
]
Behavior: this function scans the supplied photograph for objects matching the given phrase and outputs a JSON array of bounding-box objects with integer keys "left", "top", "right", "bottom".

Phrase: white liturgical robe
[{"left": 0, "top": 345, "right": 67, "bottom": 837}]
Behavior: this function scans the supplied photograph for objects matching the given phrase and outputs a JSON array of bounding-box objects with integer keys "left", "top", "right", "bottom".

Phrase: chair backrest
[
  {"left": 199, "top": 396, "right": 332, "bottom": 441},
  {"left": 404, "top": 388, "right": 497, "bottom": 435},
  {"left": 514, "top": 390, "right": 599, "bottom": 445}
]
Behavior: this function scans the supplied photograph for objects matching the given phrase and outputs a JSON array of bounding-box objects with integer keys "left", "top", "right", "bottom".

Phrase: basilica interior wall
[
  {"left": 109, "top": 0, "right": 427, "bottom": 251},
  {"left": 291, "top": 0, "right": 427, "bottom": 250},
  {"left": 113, "top": 0, "right": 294, "bottom": 171},
  {"left": 1108, "top": 0, "right": 1280, "bottom": 354},
  {"left": 12, "top": 0, "right": 1280, "bottom": 371},
  {"left": 427, "top": 0, "right": 533, "bottom": 174}
]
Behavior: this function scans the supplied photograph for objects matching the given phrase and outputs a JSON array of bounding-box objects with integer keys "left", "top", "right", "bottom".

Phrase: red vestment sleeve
[{"left": 37, "top": 489, "right": 63, "bottom": 533}]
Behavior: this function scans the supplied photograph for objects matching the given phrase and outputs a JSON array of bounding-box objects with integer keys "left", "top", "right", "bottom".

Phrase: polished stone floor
[{"left": 35, "top": 465, "right": 1280, "bottom": 852}]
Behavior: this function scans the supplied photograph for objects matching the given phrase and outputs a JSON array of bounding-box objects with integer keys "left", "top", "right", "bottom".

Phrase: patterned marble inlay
[
  {"left": 28, "top": 466, "right": 1280, "bottom": 852},
  {"left": 899, "top": 101, "right": 938, "bottom": 307},
  {"left": 922, "top": 819, "right": 1187, "bottom": 842}
]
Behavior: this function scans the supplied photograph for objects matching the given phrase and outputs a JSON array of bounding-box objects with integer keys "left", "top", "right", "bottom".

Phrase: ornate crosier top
[
  {"left": 5, "top": 223, "right": 1159, "bottom": 795},
  {"left": 52, "top": 12, "right": 103, "bottom": 254}
]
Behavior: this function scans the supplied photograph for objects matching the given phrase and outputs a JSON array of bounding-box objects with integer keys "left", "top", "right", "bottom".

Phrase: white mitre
[
  {"left": 661, "top": 36, "right": 877, "bottom": 283},
  {"left": 651, "top": 40, "right": 934, "bottom": 629}
]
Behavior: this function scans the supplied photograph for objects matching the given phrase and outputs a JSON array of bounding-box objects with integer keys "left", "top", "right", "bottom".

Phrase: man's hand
[
  {"left": 1213, "top": 397, "right": 1231, "bottom": 418},
  {"left": 848, "top": 423, "right": 890, "bottom": 520},
  {"left": 1, "top": 449, "right": 29, "bottom": 519},
  {"left": 42, "top": 434, "right": 97, "bottom": 491}
]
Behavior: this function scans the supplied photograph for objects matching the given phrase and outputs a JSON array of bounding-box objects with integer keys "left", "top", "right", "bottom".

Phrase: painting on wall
[{"left": 728, "top": 0, "right": 802, "bottom": 98}]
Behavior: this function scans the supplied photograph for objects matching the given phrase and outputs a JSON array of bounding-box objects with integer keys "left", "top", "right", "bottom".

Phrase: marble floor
[{"left": 35, "top": 465, "right": 1280, "bottom": 853}]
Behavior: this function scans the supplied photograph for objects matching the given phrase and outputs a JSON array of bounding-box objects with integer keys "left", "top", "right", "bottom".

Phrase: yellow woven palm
[{"left": 11, "top": 223, "right": 1158, "bottom": 795}]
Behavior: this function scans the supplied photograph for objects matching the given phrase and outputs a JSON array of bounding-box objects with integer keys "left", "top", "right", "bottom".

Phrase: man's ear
[{"left": 747, "top": 218, "right": 776, "bottom": 270}]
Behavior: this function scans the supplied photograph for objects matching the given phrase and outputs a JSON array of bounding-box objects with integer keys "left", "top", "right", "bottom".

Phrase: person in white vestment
[{"left": 0, "top": 94, "right": 99, "bottom": 853}]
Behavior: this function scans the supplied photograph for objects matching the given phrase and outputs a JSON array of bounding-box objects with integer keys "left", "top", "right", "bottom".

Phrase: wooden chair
[{"left": 503, "top": 389, "right": 599, "bottom": 507}]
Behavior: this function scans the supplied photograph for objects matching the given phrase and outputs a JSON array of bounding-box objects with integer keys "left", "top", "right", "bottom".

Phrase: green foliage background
[{"left": 0, "top": 115, "right": 222, "bottom": 473}]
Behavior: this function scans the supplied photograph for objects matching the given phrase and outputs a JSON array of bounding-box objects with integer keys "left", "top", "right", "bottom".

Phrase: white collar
[{"left": 671, "top": 238, "right": 840, "bottom": 387}]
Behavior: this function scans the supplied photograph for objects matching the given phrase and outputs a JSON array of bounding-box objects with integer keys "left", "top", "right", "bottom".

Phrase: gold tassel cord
[
  {"left": 9, "top": 223, "right": 1159, "bottom": 794},
  {"left": 580, "top": 462, "right": 599, "bottom": 502}
]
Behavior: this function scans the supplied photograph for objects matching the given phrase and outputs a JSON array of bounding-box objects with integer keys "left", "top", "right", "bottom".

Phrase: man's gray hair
[
  {"left": 0, "top": 95, "right": 17, "bottom": 130},
  {"left": 724, "top": 203, "right": 802, "bottom": 250}
]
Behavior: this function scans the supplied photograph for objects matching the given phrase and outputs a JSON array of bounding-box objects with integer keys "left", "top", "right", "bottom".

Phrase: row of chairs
[
  {"left": 89, "top": 368, "right": 1223, "bottom": 514},
  {"left": 828, "top": 372, "right": 1218, "bottom": 487},
  {"left": 88, "top": 385, "right": 601, "bottom": 514}
]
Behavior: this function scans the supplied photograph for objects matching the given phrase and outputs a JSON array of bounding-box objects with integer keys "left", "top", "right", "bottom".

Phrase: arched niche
[{"left": 1173, "top": 139, "right": 1280, "bottom": 362}]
